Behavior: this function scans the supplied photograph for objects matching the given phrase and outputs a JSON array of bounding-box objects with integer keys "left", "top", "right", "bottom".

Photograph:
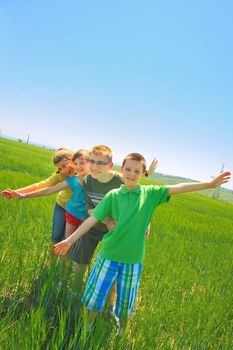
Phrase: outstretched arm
[
  {"left": 1, "top": 184, "right": 38, "bottom": 198},
  {"left": 168, "top": 171, "right": 231, "bottom": 196},
  {"left": 1, "top": 181, "right": 68, "bottom": 200},
  {"left": 1, "top": 172, "right": 64, "bottom": 198},
  {"left": 54, "top": 216, "right": 99, "bottom": 255}
]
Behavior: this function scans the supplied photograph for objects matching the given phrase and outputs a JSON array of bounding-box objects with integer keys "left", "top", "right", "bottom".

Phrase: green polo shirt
[{"left": 91, "top": 184, "right": 169, "bottom": 264}]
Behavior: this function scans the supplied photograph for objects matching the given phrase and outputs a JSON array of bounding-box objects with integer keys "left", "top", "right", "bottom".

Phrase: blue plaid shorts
[{"left": 81, "top": 254, "right": 142, "bottom": 320}]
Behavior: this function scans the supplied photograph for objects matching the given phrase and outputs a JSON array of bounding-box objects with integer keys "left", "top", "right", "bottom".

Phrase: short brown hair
[
  {"left": 90, "top": 145, "right": 112, "bottom": 162},
  {"left": 53, "top": 148, "right": 74, "bottom": 165},
  {"left": 72, "top": 149, "right": 89, "bottom": 162},
  {"left": 122, "top": 153, "right": 147, "bottom": 172}
]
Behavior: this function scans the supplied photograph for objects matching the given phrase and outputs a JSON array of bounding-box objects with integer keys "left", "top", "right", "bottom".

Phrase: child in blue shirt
[{"left": 7, "top": 150, "right": 89, "bottom": 238}]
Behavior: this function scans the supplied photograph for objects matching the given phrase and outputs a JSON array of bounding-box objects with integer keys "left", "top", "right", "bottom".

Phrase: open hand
[
  {"left": 54, "top": 239, "right": 72, "bottom": 256},
  {"left": 211, "top": 171, "right": 231, "bottom": 188},
  {"left": 1, "top": 189, "right": 20, "bottom": 199},
  {"left": 147, "top": 158, "right": 158, "bottom": 176},
  {"left": 103, "top": 216, "right": 116, "bottom": 231},
  {"left": 1, "top": 189, "right": 13, "bottom": 199}
]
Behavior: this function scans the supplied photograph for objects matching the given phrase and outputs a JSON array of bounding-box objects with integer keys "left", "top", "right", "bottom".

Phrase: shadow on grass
[
  {"left": 0, "top": 258, "right": 128, "bottom": 350},
  {"left": 0, "top": 258, "right": 86, "bottom": 348}
]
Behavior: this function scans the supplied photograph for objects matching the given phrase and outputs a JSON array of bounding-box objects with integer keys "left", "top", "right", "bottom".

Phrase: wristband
[{"left": 19, "top": 194, "right": 27, "bottom": 200}]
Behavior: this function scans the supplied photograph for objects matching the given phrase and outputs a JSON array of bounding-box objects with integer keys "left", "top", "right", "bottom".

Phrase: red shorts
[{"left": 65, "top": 211, "right": 83, "bottom": 227}]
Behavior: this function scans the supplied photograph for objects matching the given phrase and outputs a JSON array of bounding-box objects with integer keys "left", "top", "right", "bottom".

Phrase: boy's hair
[
  {"left": 122, "top": 153, "right": 147, "bottom": 173},
  {"left": 53, "top": 148, "right": 74, "bottom": 165},
  {"left": 90, "top": 145, "right": 112, "bottom": 163},
  {"left": 72, "top": 149, "right": 89, "bottom": 162}
]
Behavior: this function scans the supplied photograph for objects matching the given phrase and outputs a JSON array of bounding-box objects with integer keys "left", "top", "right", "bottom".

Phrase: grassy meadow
[{"left": 0, "top": 137, "right": 233, "bottom": 349}]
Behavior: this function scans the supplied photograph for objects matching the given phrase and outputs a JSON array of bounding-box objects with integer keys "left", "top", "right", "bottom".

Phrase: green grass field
[{"left": 0, "top": 138, "right": 233, "bottom": 349}]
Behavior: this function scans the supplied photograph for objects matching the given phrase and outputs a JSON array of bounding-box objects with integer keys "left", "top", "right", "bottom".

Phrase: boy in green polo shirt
[{"left": 54, "top": 153, "right": 231, "bottom": 334}]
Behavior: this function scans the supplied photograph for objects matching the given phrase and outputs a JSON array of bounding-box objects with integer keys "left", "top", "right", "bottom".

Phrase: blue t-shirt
[{"left": 65, "top": 176, "right": 87, "bottom": 220}]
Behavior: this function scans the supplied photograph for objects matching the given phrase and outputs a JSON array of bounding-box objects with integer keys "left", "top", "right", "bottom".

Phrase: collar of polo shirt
[{"left": 120, "top": 184, "right": 141, "bottom": 194}]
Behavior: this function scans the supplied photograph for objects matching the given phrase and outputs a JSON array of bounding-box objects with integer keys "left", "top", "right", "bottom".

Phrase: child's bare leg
[
  {"left": 87, "top": 310, "right": 98, "bottom": 331},
  {"left": 119, "top": 319, "right": 127, "bottom": 330},
  {"left": 73, "top": 263, "right": 88, "bottom": 293},
  {"left": 65, "top": 222, "right": 77, "bottom": 259},
  {"left": 75, "top": 263, "right": 88, "bottom": 279},
  {"left": 117, "top": 319, "right": 128, "bottom": 338},
  {"left": 59, "top": 223, "right": 78, "bottom": 277},
  {"left": 83, "top": 310, "right": 98, "bottom": 349},
  {"left": 107, "top": 282, "right": 117, "bottom": 309},
  {"left": 66, "top": 222, "right": 77, "bottom": 238},
  {"left": 67, "top": 222, "right": 89, "bottom": 292}
]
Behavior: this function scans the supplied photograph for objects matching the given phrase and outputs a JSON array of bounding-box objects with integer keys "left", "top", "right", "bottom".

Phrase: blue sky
[{"left": 0, "top": 0, "right": 232, "bottom": 189}]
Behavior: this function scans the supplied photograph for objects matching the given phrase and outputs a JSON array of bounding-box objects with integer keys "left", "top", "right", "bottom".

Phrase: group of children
[{"left": 1, "top": 145, "right": 231, "bottom": 338}]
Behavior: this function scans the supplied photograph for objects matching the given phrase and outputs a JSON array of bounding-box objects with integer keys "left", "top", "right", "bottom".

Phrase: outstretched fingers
[
  {"left": 4, "top": 189, "right": 21, "bottom": 199},
  {"left": 54, "top": 241, "right": 70, "bottom": 256},
  {"left": 218, "top": 171, "right": 231, "bottom": 186},
  {"left": 147, "top": 158, "right": 158, "bottom": 175},
  {"left": 222, "top": 171, "right": 231, "bottom": 181},
  {"left": 1, "top": 189, "right": 14, "bottom": 198}
]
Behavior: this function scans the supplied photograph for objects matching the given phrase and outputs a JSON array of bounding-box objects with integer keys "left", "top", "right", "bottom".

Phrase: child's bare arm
[
  {"left": 168, "top": 171, "right": 231, "bottom": 196},
  {"left": 88, "top": 209, "right": 116, "bottom": 231},
  {"left": 2, "top": 181, "right": 68, "bottom": 200},
  {"left": 54, "top": 216, "right": 99, "bottom": 255},
  {"left": 1, "top": 185, "right": 38, "bottom": 198},
  {"left": 144, "top": 223, "right": 151, "bottom": 240},
  {"left": 27, "top": 181, "right": 68, "bottom": 197},
  {"left": 1, "top": 172, "right": 63, "bottom": 198}
]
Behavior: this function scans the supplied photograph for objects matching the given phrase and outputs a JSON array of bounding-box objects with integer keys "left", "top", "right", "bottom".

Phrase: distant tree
[{"left": 18, "top": 139, "right": 23, "bottom": 142}]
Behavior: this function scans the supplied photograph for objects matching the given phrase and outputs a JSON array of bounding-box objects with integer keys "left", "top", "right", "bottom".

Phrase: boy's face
[
  {"left": 121, "top": 159, "right": 144, "bottom": 188},
  {"left": 88, "top": 153, "right": 112, "bottom": 179},
  {"left": 56, "top": 159, "right": 75, "bottom": 177},
  {"left": 73, "top": 157, "right": 89, "bottom": 177}
]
